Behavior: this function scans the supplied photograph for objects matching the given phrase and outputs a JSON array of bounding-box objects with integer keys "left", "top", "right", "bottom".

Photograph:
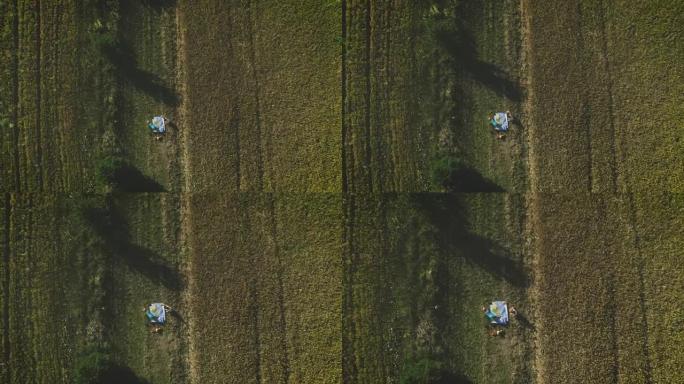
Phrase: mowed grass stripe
[
  {"left": 116, "top": 1, "right": 179, "bottom": 192},
  {"left": 106, "top": 194, "right": 187, "bottom": 383},
  {"left": 0, "top": 0, "right": 21, "bottom": 190},
  {"left": 25, "top": 196, "right": 69, "bottom": 382},
  {"left": 275, "top": 194, "right": 342, "bottom": 383},
  {"left": 7, "top": 195, "right": 34, "bottom": 384},
  {"left": 0, "top": 195, "right": 10, "bottom": 382},
  {"left": 186, "top": 193, "right": 342, "bottom": 383},
  {"left": 17, "top": 0, "right": 41, "bottom": 191},
  {"left": 534, "top": 194, "right": 621, "bottom": 383},
  {"left": 3, "top": 195, "right": 90, "bottom": 383},
  {"left": 3, "top": 2, "right": 107, "bottom": 192},
  {"left": 36, "top": 1, "right": 73, "bottom": 192},
  {"left": 55, "top": 3, "right": 85, "bottom": 192},
  {"left": 344, "top": 0, "right": 372, "bottom": 193},
  {"left": 180, "top": 2, "right": 242, "bottom": 192},
  {"left": 343, "top": 195, "right": 389, "bottom": 383},
  {"left": 527, "top": 1, "right": 683, "bottom": 382},
  {"left": 251, "top": 196, "right": 291, "bottom": 383},
  {"left": 252, "top": 1, "right": 342, "bottom": 192},
  {"left": 344, "top": 1, "right": 436, "bottom": 193},
  {"left": 636, "top": 193, "right": 684, "bottom": 384},
  {"left": 181, "top": 1, "right": 341, "bottom": 193},
  {"left": 527, "top": 0, "right": 593, "bottom": 194},
  {"left": 455, "top": 0, "right": 528, "bottom": 193},
  {"left": 186, "top": 194, "right": 257, "bottom": 383}
]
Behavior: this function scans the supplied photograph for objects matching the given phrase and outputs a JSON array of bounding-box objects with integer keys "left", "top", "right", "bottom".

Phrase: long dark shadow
[
  {"left": 101, "top": 38, "right": 179, "bottom": 106},
  {"left": 446, "top": 166, "right": 505, "bottom": 193},
  {"left": 457, "top": 231, "right": 528, "bottom": 287},
  {"left": 109, "top": 163, "right": 165, "bottom": 193},
  {"left": 101, "top": 364, "right": 151, "bottom": 384},
  {"left": 123, "top": 0, "right": 177, "bottom": 8},
  {"left": 435, "top": 26, "right": 523, "bottom": 101},
  {"left": 84, "top": 202, "right": 183, "bottom": 290},
  {"left": 412, "top": 194, "right": 528, "bottom": 288},
  {"left": 437, "top": 372, "right": 474, "bottom": 384}
]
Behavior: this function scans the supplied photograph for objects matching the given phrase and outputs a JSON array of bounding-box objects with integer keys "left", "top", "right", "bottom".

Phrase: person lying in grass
[{"left": 488, "top": 111, "right": 514, "bottom": 140}]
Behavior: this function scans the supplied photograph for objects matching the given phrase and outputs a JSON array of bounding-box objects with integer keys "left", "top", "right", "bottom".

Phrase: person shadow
[
  {"left": 412, "top": 194, "right": 529, "bottom": 288},
  {"left": 168, "top": 308, "right": 185, "bottom": 324},
  {"left": 100, "top": 39, "right": 179, "bottom": 107},
  {"left": 515, "top": 313, "right": 535, "bottom": 331},
  {"left": 83, "top": 201, "right": 184, "bottom": 291},
  {"left": 435, "top": 21, "right": 523, "bottom": 101}
]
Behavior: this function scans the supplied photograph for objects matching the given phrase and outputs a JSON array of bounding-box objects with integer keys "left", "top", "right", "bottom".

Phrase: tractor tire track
[
  {"left": 575, "top": 2, "right": 594, "bottom": 192},
  {"left": 12, "top": 0, "right": 21, "bottom": 191},
  {"left": 246, "top": 0, "right": 265, "bottom": 191},
  {"left": 241, "top": 203, "right": 263, "bottom": 384},
  {"left": 623, "top": 191, "right": 653, "bottom": 384},
  {"left": 342, "top": 194, "right": 358, "bottom": 384},
  {"left": 2, "top": 195, "right": 11, "bottom": 383},
  {"left": 596, "top": 0, "right": 618, "bottom": 193},
  {"left": 175, "top": 4, "right": 198, "bottom": 383},
  {"left": 383, "top": 2, "right": 396, "bottom": 191},
  {"left": 519, "top": 0, "right": 544, "bottom": 382},
  {"left": 268, "top": 196, "right": 290, "bottom": 384},
  {"left": 341, "top": 0, "right": 349, "bottom": 194},
  {"left": 363, "top": 0, "right": 373, "bottom": 192},
  {"left": 599, "top": 0, "right": 652, "bottom": 379},
  {"left": 340, "top": 2, "right": 358, "bottom": 379},
  {"left": 597, "top": 196, "right": 620, "bottom": 384},
  {"left": 34, "top": 0, "right": 43, "bottom": 191}
]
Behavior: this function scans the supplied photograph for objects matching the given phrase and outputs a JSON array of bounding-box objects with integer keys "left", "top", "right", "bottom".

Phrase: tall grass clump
[
  {"left": 430, "top": 152, "right": 465, "bottom": 190},
  {"left": 72, "top": 347, "right": 113, "bottom": 384}
]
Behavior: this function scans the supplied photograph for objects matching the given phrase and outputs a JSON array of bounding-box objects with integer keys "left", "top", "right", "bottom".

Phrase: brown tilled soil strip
[
  {"left": 246, "top": 0, "right": 265, "bottom": 190},
  {"left": 341, "top": 0, "right": 350, "bottom": 194},
  {"left": 12, "top": 0, "right": 21, "bottom": 190},
  {"left": 519, "top": 0, "right": 544, "bottom": 382},
  {"left": 249, "top": 274, "right": 263, "bottom": 384},
  {"left": 2, "top": 195, "right": 11, "bottom": 383},
  {"left": 575, "top": 3, "right": 594, "bottom": 192},
  {"left": 624, "top": 191, "right": 653, "bottom": 384},
  {"left": 342, "top": 195, "right": 358, "bottom": 383},
  {"left": 596, "top": 0, "right": 618, "bottom": 192},
  {"left": 34, "top": 0, "right": 43, "bottom": 190},
  {"left": 174, "top": 4, "right": 197, "bottom": 384},
  {"left": 363, "top": 0, "right": 372, "bottom": 191},
  {"left": 340, "top": 2, "right": 360, "bottom": 381},
  {"left": 381, "top": 3, "right": 394, "bottom": 189},
  {"left": 268, "top": 197, "right": 290, "bottom": 383},
  {"left": 597, "top": 197, "right": 621, "bottom": 383},
  {"left": 607, "top": 4, "right": 653, "bottom": 375},
  {"left": 24, "top": 198, "right": 35, "bottom": 370},
  {"left": 242, "top": 208, "right": 263, "bottom": 384}
]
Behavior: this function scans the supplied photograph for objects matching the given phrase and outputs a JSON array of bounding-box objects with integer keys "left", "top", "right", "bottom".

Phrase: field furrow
[
  {"left": 0, "top": 195, "right": 10, "bottom": 383},
  {"left": 0, "top": 1, "right": 21, "bottom": 191},
  {"left": 343, "top": 1, "right": 439, "bottom": 193}
]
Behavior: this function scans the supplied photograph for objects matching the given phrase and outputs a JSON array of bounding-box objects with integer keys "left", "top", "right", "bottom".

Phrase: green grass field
[{"left": 1, "top": 0, "right": 683, "bottom": 383}]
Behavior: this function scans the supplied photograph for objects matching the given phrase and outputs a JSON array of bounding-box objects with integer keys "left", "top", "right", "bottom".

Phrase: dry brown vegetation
[{"left": 525, "top": 0, "right": 684, "bottom": 382}]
